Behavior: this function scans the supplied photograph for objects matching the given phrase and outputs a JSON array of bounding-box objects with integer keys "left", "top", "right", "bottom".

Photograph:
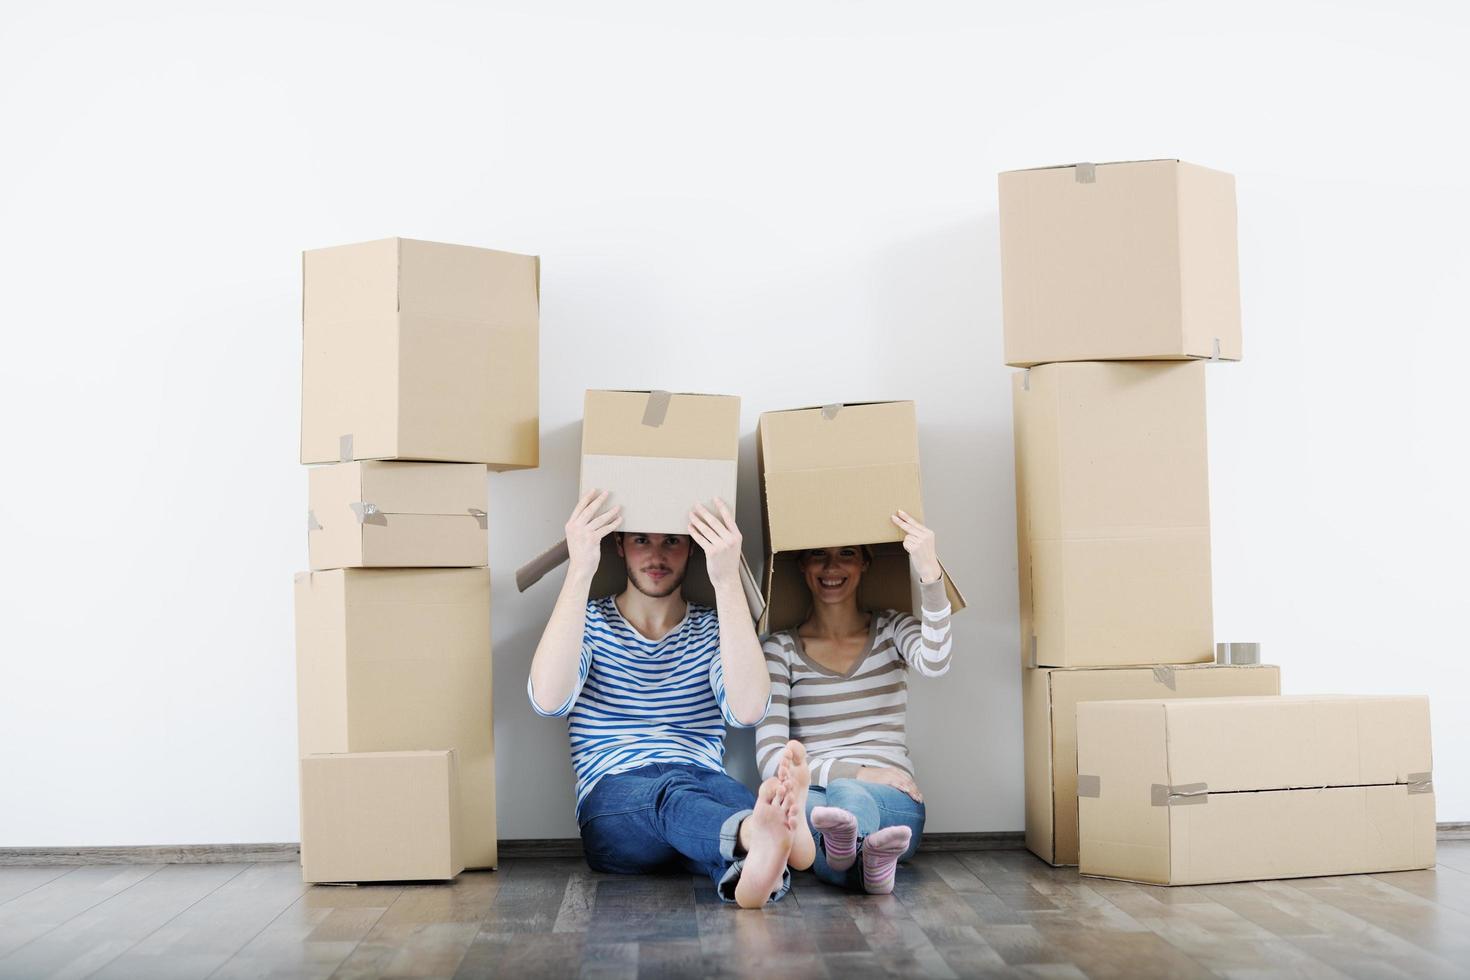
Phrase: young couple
[{"left": 527, "top": 490, "right": 954, "bottom": 908}]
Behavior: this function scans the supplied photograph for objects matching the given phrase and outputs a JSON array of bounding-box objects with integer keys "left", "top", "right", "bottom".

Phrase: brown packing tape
[
  {"left": 821, "top": 403, "right": 843, "bottom": 420},
  {"left": 339, "top": 434, "right": 353, "bottom": 463},
  {"left": 641, "top": 390, "right": 672, "bottom": 428},
  {"left": 1074, "top": 162, "right": 1096, "bottom": 183},
  {"left": 1408, "top": 772, "right": 1434, "bottom": 795},
  {"left": 1076, "top": 774, "right": 1101, "bottom": 798},
  {"left": 469, "top": 508, "right": 488, "bottom": 530},
  {"left": 1151, "top": 782, "right": 1208, "bottom": 807},
  {"left": 515, "top": 538, "right": 570, "bottom": 592},
  {"left": 1152, "top": 666, "right": 1177, "bottom": 690}
]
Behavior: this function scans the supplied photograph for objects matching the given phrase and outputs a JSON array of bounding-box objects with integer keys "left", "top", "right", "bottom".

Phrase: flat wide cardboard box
[
  {"left": 300, "top": 750, "right": 463, "bottom": 883},
  {"left": 1014, "top": 362, "right": 1212, "bottom": 668},
  {"left": 757, "top": 401, "right": 964, "bottom": 633},
  {"left": 1077, "top": 695, "right": 1435, "bottom": 885},
  {"left": 308, "top": 461, "right": 488, "bottom": 570},
  {"left": 1023, "top": 663, "right": 1281, "bottom": 866},
  {"left": 300, "top": 237, "right": 539, "bottom": 468},
  {"left": 294, "top": 568, "right": 496, "bottom": 868},
  {"left": 998, "top": 159, "right": 1241, "bottom": 367},
  {"left": 516, "top": 390, "right": 763, "bottom": 618}
]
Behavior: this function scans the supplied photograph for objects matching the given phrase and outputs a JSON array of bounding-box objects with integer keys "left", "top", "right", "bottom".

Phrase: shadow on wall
[
  {"left": 859, "top": 212, "right": 1026, "bottom": 831},
  {"left": 491, "top": 418, "right": 585, "bottom": 839},
  {"left": 493, "top": 211, "right": 1026, "bottom": 835}
]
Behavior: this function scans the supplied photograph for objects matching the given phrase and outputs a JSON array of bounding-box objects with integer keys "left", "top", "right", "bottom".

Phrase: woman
[{"left": 756, "top": 510, "right": 953, "bottom": 894}]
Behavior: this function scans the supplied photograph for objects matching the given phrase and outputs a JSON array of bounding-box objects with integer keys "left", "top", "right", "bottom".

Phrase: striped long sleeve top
[
  {"left": 756, "top": 580, "right": 954, "bottom": 786},
  {"left": 528, "top": 596, "right": 765, "bottom": 819}
]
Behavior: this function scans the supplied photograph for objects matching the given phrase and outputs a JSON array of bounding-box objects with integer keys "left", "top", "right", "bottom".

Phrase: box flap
[
  {"left": 1157, "top": 695, "right": 1432, "bottom": 793},
  {"left": 580, "top": 455, "right": 737, "bottom": 535}
]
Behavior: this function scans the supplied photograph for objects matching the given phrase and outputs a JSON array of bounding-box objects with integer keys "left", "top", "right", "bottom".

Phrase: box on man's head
[{"left": 516, "top": 389, "right": 763, "bottom": 619}]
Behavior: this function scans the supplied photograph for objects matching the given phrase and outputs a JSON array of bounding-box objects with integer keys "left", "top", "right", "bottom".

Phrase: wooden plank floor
[{"left": 1, "top": 842, "right": 1467, "bottom": 978}]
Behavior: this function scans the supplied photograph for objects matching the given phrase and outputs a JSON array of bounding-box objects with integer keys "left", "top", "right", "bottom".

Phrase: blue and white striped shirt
[{"left": 528, "top": 596, "right": 765, "bottom": 818}]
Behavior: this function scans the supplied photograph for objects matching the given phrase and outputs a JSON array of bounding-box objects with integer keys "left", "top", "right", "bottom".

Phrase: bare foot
[
  {"left": 777, "top": 740, "right": 815, "bottom": 871},
  {"left": 734, "top": 778, "right": 795, "bottom": 909}
]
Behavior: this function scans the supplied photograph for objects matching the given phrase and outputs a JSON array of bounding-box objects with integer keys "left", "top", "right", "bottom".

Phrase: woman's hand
[
  {"left": 857, "top": 765, "right": 924, "bottom": 803},
  {"left": 892, "top": 510, "right": 941, "bottom": 584},
  {"left": 565, "top": 489, "right": 622, "bottom": 576},
  {"left": 689, "top": 498, "right": 743, "bottom": 588}
]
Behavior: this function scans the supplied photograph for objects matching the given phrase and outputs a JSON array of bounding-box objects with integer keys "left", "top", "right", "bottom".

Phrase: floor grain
[{"left": 0, "top": 848, "right": 1465, "bottom": 978}]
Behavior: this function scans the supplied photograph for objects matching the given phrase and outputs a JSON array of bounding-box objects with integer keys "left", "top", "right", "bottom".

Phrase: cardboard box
[
  {"left": 998, "top": 159, "right": 1241, "bottom": 367},
  {"left": 516, "top": 390, "right": 763, "bottom": 618},
  {"left": 1014, "top": 362, "right": 1212, "bottom": 668},
  {"left": 294, "top": 567, "right": 496, "bottom": 869},
  {"left": 1077, "top": 695, "right": 1435, "bottom": 885},
  {"left": 300, "top": 750, "right": 463, "bottom": 883},
  {"left": 307, "top": 461, "right": 488, "bottom": 570},
  {"left": 1023, "top": 663, "right": 1281, "bottom": 867},
  {"left": 756, "top": 401, "right": 965, "bottom": 633},
  {"left": 300, "top": 237, "right": 539, "bottom": 468}
]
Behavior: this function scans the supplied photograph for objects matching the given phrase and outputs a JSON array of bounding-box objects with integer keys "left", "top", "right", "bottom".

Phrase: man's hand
[
  {"left": 857, "top": 765, "right": 924, "bottom": 803},
  {"left": 892, "top": 510, "right": 941, "bottom": 585},
  {"left": 566, "top": 489, "right": 622, "bottom": 576},
  {"left": 689, "top": 498, "right": 743, "bottom": 588}
]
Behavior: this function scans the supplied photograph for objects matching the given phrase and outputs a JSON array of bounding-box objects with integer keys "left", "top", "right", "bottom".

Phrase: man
[{"left": 528, "top": 489, "right": 812, "bottom": 908}]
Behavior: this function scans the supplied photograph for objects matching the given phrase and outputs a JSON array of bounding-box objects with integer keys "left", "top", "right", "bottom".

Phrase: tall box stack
[
  {"left": 999, "top": 160, "right": 1273, "bottom": 867},
  {"left": 294, "top": 237, "right": 539, "bottom": 882}
]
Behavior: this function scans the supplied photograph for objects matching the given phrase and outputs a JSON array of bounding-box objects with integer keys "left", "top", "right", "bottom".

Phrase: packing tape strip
[
  {"left": 821, "top": 403, "right": 843, "bottom": 420},
  {"left": 1076, "top": 774, "right": 1101, "bottom": 798},
  {"left": 1075, "top": 162, "right": 1096, "bottom": 183},
  {"left": 339, "top": 434, "right": 353, "bottom": 463},
  {"left": 642, "top": 390, "right": 672, "bottom": 428},
  {"left": 469, "top": 508, "right": 488, "bottom": 530},
  {"left": 1151, "top": 782, "right": 1208, "bottom": 807},
  {"left": 515, "top": 538, "right": 571, "bottom": 592},
  {"left": 1216, "top": 642, "right": 1261, "bottom": 665},
  {"left": 1021, "top": 368, "right": 1031, "bottom": 392},
  {"left": 349, "top": 501, "right": 388, "bottom": 526},
  {"left": 1407, "top": 772, "right": 1434, "bottom": 795},
  {"left": 1027, "top": 635, "right": 1038, "bottom": 669},
  {"left": 306, "top": 509, "right": 322, "bottom": 531},
  {"left": 1211, "top": 337, "right": 1222, "bottom": 362},
  {"left": 1152, "top": 666, "right": 1177, "bottom": 690}
]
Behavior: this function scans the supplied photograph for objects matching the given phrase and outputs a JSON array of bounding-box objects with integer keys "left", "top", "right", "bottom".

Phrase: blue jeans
[
  {"left": 578, "top": 763, "right": 792, "bottom": 904},
  {"left": 806, "top": 779, "right": 926, "bottom": 890}
]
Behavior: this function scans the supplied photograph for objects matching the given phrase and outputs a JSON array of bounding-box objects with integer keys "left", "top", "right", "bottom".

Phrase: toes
[{"left": 758, "top": 778, "right": 779, "bottom": 804}]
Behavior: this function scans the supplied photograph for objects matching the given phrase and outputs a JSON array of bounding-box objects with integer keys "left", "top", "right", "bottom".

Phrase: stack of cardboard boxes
[
  {"left": 293, "top": 237, "right": 539, "bottom": 883},
  {"left": 1001, "top": 161, "right": 1434, "bottom": 884}
]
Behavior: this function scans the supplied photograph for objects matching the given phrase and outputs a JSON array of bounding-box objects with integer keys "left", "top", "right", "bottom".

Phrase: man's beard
[{"left": 628, "top": 565, "right": 686, "bottom": 598}]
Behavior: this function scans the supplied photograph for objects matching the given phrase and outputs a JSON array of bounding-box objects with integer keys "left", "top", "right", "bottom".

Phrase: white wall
[{"left": 2, "top": 0, "right": 1466, "bottom": 847}]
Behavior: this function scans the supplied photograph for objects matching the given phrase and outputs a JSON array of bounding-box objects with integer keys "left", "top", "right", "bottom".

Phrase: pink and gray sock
[
  {"left": 860, "top": 825, "right": 912, "bottom": 894},
  {"left": 810, "top": 806, "right": 859, "bottom": 872}
]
